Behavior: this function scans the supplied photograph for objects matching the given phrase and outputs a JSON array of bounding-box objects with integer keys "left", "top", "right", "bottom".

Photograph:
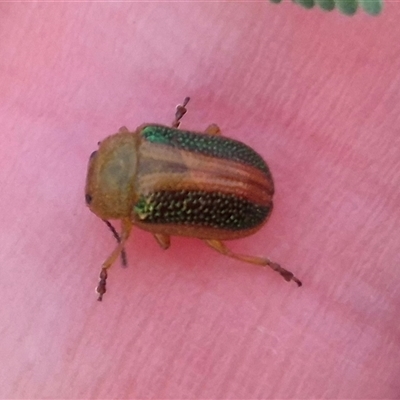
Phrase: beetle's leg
[
  {"left": 153, "top": 233, "right": 171, "bottom": 250},
  {"left": 204, "top": 124, "right": 222, "bottom": 135},
  {"left": 172, "top": 97, "right": 190, "bottom": 128},
  {"left": 102, "top": 219, "right": 127, "bottom": 267},
  {"left": 119, "top": 126, "right": 129, "bottom": 133},
  {"left": 205, "top": 239, "right": 302, "bottom": 287},
  {"left": 96, "top": 218, "right": 133, "bottom": 301}
]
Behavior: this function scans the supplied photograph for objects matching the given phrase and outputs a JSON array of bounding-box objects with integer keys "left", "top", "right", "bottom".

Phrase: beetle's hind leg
[
  {"left": 96, "top": 218, "right": 133, "bottom": 301},
  {"left": 205, "top": 239, "right": 302, "bottom": 287},
  {"left": 172, "top": 97, "right": 190, "bottom": 128},
  {"left": 153, "top": 233, "right": 171, "bottom": 250}
]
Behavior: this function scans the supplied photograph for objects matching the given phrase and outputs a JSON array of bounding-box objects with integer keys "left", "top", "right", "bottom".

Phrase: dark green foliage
[
  {"left": 269, "top": 0, "right": 383, "bottom": 15},
  {"left": 359, "top": 0, "right": 382, "bottom": 14},
  {"left": 336, "top": 0, "right": 358, "bottom": 15},
  {"left": 295, "top": 0, "right": 315, "bottom": 9},
  {"left": 316, "top": 0, "right": 335, "bottom": 11}
]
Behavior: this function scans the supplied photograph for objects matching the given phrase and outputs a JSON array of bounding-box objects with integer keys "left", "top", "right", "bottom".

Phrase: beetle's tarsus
[
  {"left": 94, "top": 219, "right": 133, "bottom": 301},
  {"left": 172, "top": 97, "right": 190, "bottom": 128},
  {"left": 293, "top": 276, "right": 302, "bottom": 287},
  {"left": 267, "top": 260, "right": 302, "bottom": 287},
  {"left": 96, "top": 269, "right": 107, "bottom": 301},
  {"left": 120, "top": 251, "right": 127, "bottom": 267}
]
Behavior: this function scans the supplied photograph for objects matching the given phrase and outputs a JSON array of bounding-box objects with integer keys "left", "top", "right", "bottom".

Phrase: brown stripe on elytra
[
  {"left": 138, "top": 140, "right": 273, "bottom": 191},
  {"left": 137, "top": 141, "right": 274, "bottom": 206},
  {"left": 139, "top": 124, "right": 272, "bottom": 176}
]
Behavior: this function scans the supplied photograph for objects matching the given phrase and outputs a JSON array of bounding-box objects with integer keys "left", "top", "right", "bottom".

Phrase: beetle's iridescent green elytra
[
  {"left": 131, "top": 124, "right": 275, "bottom": 240},
  {"left": 134, "top": 189, "right": 270, "bottom": 231},
  {"left": 85, "top": 98, "right": 301, "bottom": 300},
  {"left": 141, "top": 125, "right": 271, "bottom": 174}
]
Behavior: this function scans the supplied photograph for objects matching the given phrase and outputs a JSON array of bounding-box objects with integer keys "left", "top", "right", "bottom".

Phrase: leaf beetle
[{"left": 85, "top": 98, "right": 301, "bottom": 300}]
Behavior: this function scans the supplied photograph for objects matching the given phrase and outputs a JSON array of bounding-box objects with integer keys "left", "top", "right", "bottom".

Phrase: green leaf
[
  {"left": 315, "top": 0, "right": 335, "bottom": 11},
  {"left": 335, "top": 0, "right": 358, "bottom": 14},
  {"left": 359, "top": 0, "right": 383, "bottom": 14},
  {"left": 294, "top": 0, "right": 315, "bottom": 9},
  {"left": 269, "top": 0, "right": 383, "bottom": 15}
]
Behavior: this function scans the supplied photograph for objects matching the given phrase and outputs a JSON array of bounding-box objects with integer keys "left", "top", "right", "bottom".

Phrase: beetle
[{"left": 85, "top": 98, "right": 301, "bottom": 300}]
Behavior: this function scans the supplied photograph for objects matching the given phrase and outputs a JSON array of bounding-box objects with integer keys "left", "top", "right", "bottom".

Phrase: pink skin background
[{"left": 1, "top": 2, "right": 399, "bottom": 399}]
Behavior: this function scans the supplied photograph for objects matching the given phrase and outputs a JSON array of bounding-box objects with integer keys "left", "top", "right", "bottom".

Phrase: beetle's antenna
[
  {"left": 172, "top": 97, "right": 190, "bottom": 128},
  {"left": 102, "top": 219, "right": 127, "bottom": 267}
]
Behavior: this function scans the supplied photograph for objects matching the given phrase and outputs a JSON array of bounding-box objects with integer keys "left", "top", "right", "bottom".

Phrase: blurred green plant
[{"left": 270, "top": 0, "right": 383, "bottom": 15}]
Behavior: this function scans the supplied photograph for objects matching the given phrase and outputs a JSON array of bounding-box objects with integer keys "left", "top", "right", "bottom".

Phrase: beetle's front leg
[
  {"left": 102, "top": 219, "right": 128, "bottom": 267},
  {"left": 96, "top": 218, "right": 133, "bottom": 301},
  {"left": 205, "top": 239, "right": 302, "bottom": 287}
]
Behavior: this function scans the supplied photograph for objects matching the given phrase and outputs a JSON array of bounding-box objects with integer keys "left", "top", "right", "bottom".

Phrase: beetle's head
[{"left": 85, "top": 132, "right": 138, "bottom": 220}]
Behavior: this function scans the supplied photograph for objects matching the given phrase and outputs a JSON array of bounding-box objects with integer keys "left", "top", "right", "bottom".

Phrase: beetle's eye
[
  {"left": 85, "top": 194, "right": 93, "bottom": 204},
  {"left": 97, "top": 141, "right": 102, "bottom": 146},
  {"left": 90, "top": 150, "right": 97, "bottom": 160}
]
